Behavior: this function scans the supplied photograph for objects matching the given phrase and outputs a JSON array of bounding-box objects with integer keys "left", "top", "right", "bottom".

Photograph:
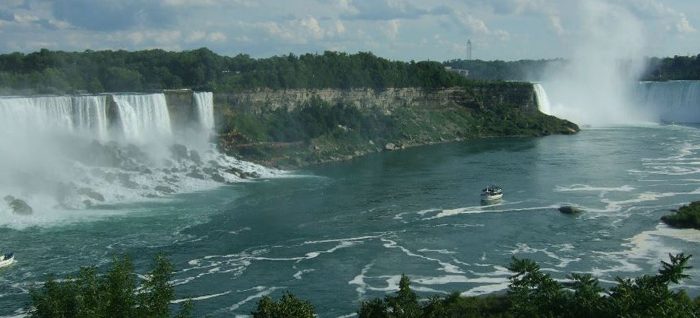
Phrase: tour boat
[
  {"left": 481, "top": 185, "right": 503, "bottom": 201},
  {"left": 0, "top": 252, "right": 14, "bottom": 268}
]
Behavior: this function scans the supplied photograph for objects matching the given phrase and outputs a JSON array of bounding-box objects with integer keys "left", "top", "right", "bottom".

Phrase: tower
[{"left": 466, "top": 39, "right": 472, "bottom": 60}]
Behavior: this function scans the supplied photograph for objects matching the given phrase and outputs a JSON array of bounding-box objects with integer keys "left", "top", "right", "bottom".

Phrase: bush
[{"left": 662, "top": 201, "right": 700, "bottom": 229}]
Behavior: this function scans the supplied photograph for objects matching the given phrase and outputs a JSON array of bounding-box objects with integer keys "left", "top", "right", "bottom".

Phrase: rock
[
  {"left": 186, "top": 169, "right": 206, "bottom": 179},
  {"left": 189, "top": 150, "right": 202, "bottom": 165},
  {"left": 559, "top": 205, "right": 583, "bottom": 215},
  {"left": 385, "top": 143, "right": 397, "bottom": 151},
  {"left": 155, "top": 185, "right": 175, "bottom": 194},
  {"left": 210, "top": 173, "right": 226, "bottom": 183},
  {"left": 78, "top": 187, "right": 105, "bottom": 202},
  {"left": 4, "top": 195, "right": 33, "bottom": 215},
  {"left": 170, "top": 144, "right": 189, "bottom": 161},
  {"left": 118, "top": 173, "right": 139, "bottom": 189}
]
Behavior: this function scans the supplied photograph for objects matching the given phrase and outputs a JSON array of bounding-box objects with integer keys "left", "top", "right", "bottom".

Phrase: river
[{"left": 2, "top": 124, "right": 700, "bottom": 317}]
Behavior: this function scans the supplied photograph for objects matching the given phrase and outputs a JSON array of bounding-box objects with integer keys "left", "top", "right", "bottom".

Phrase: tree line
[
  {"left": 446, "top": 54, "right": 700, "bottom": 82},
  {"left": 0, "top": 48, "right": 468, "bottom": 94},
  {"left": 27, "top": 253, "right": 700, "bottom": 317}
]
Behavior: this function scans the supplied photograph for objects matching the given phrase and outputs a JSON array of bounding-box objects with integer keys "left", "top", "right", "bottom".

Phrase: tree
[
  {"left": 28, "top": 255, "right": 191, "bottom": 318},
  {"left": 251, "top": 291, "right": 315, "bottom": 318}
]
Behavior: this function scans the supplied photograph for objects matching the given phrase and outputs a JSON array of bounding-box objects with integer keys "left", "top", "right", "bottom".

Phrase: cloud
[
  {"left": 383, "top": 19, "right": 400, "bottom": 39},
  {"left": 51, "top": 0, "right": 177, "bottom": 31},
  {"left": 341, "top": 0, "right": 447, "bottom": 21},
  {"left": 675, "top": 14, "right": 696, "bottom": 33}
]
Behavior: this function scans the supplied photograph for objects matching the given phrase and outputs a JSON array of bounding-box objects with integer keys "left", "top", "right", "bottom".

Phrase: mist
[{"left": 541, "top": 1, "right": 655, "bottom": 126}]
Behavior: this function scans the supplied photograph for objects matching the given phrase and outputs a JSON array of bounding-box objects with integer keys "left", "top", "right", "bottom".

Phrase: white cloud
[
  {"left": 384, "top": 19, "right": 400, "bottom": 39},
  {"left": 675, "top": 14, "right": 696, "bottom": 33},
  {"left": 300, "top": 16, "right": 324, "bottom": 40},
  {"left": 208, "top": 31, "right": 227, "bottom": 42}
]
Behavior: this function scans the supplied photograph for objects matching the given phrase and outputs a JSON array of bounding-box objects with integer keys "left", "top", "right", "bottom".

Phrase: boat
[
  {"left": 481, "top": 185, "right": 503, "bottom": 201},
  {"left": 0, "top": 252, "right": 14, "bottom": 268}
]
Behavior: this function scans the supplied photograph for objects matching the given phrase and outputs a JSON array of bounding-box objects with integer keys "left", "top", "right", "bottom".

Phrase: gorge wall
[
  {"left": 214, "top": 84, "right": 540, "bottom": 114},
  {"left": 214, "top": 84, "right": 578, "bottom": 167}
]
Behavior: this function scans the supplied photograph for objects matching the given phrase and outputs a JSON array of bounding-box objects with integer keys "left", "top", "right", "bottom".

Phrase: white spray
[{"left": 541, "top": 1, "right": 654, "bottom": 126}]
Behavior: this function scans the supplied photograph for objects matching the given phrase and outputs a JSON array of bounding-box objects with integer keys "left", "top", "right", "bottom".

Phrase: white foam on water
[
  {"left": 555, "top": 184, "right": 635, "bottom": 192},
  {"left": 301, "top": 234, "right": 386, "bottom": 245},
  {"left": 348, "top": 262, "right": 373, "bottom": 297},
  {"left": 425, "top": 204, "right": 557, "bottom": 220},
  {"left": 510, "top": 243, "right": 581, "bottom": 268},
  {"left": 171, "top": 290, "right": 232, "bottom": 303},
  {"left": 417, "top": 249, "right": 455, "bottom": 255},
  {"left": 225, "top": 286, "right": 281, "bottom": 312},
  {"left": 459, "top": 282, "right": 510, "bottom": 297},
  {"left": 293, "top": 268, "right": 316, "bottom": 280},
  {"left": 381, "top": 238, "right": 463, "bottom": 274}
]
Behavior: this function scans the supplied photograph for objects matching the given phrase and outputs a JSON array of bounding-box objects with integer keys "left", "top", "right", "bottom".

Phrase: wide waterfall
[
  {"left": 635, "top": 81, "right": 700, "bottom": 123},
  {"left": 534, "top": 80, "right": 700, "bottom": 125},
  {"left": 0, "top": 91, "right": 279, "bottom": 227}
]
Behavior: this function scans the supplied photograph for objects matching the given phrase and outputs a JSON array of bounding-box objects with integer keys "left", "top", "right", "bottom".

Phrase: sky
[{"left": 0, "top": 0, "right": 698, "bottom": 61}]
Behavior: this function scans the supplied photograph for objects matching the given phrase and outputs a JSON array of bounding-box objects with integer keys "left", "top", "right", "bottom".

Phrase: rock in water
[
  {"left": 78, "top": 187, "right": 105, "bottom": 202},
  {"left": 385, "top": 143, "right": 397, "bottom": 151},
  {"left": 4, "top": 195, "right": 33, "bottom": 215},
  {"left": 559, "top": 205, "right": 583, "bottom": 215},
  {"left": 155, "top": 185, "right": 176, "bottom": 194}
]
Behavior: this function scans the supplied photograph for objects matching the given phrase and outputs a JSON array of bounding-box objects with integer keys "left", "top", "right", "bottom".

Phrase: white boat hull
[
  {"left": 481, "top": 193, "right": 503, "bottom": 201},
  {"left": 0, "top": 256, "right": 14, "bottom": 268}
]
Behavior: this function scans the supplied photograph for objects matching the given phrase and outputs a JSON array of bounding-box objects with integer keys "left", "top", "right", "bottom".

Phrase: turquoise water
[{"left": 2, "top": 125, "right": 700, "bottom": 317}]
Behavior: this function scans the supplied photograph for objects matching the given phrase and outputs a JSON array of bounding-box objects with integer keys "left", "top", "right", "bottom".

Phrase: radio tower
[{"left": 466, "top": 39, "right": 472, "bottom": 60}]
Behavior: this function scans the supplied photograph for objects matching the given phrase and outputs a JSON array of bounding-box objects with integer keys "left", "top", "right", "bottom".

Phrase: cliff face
[
  {"left": 214, "top": 84, "right": 539, "bottom": 115},
  {"left": 214, "top": 84, "right": 577, "bottom": 168}
]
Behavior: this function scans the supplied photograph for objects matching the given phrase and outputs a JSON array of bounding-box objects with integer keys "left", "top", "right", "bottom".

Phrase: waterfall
[
  {"left": 73, "top": 95, "right": 109, "bottom": 141},
  {"left": 635, "top": 81, "right": 700, "bottom": 123},
  {"left": 0, "top": 96, "right": 74, "bottom": 135},
  {"left": 194, "top": 92, "right": 215, "bottom": 132},
  {"left": 533, "top": 83, "right": 552, "bottom": 115},
  {"left": 113, "top": 93, "right": 172, "bottom": 143},
  {"left": 0, "top": 91, "right": 280, "bottom": 221}
]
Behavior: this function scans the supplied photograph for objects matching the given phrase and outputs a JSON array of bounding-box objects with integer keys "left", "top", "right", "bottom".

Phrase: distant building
[{"left": 444, "top": 66, "right": 469, "bottom": 77}]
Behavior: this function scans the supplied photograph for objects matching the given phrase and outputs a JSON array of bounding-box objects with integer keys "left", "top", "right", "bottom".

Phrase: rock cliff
[{"left": 214, "top": 83, "right": 578, "bottom": 168}]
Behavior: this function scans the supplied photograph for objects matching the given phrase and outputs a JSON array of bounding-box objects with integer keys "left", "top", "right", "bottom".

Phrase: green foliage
[
  {"left": 355, "top": 254, "right": 700, "bottom": 318},
  {"left": 0, "top": 49, "right": 469, "bottom": 93},
  {"left": 444, "top": 59, "right": 559, "bottom": 81},
  {"left": 28, "top": 255, "right": 191, "bottom": 318},
  {"left": 661, "top": 201, "right": 700, "bottom": 229},
  {"left": 644, "top": 55, "right": 700, "bottom": 81},
  {"left": 251, "top": 291, "right": 315, "bottom": 318}
]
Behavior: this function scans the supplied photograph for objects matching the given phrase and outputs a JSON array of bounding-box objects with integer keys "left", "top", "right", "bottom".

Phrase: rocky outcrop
[
  {"left": 215, "top": 84, "right": 578, "bottom": 168},
  {"left": 4, "top": 195, "right": 33, "bottom": 215}
]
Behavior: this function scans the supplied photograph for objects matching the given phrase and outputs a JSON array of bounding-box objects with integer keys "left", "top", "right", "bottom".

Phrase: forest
[
  {"left": 0, "top": 48, "right": 698, "bottom": 95},
  {"left": 0, "top": 48, "right": 467, "bottom": 94}
]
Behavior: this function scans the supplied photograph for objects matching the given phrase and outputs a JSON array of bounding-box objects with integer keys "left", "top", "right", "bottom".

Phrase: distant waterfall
[
  {"left": 113, "top": 93, "right": 172, "bottom": 143},
  {"left": 533, "top": 83, "right": 552, "bottom": 115},
  {"left": 194, "top": 92, "right": 215, "bottom": 132},
  {"left": 635, "top": 81, "right": 700, "bottom": 123}
]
